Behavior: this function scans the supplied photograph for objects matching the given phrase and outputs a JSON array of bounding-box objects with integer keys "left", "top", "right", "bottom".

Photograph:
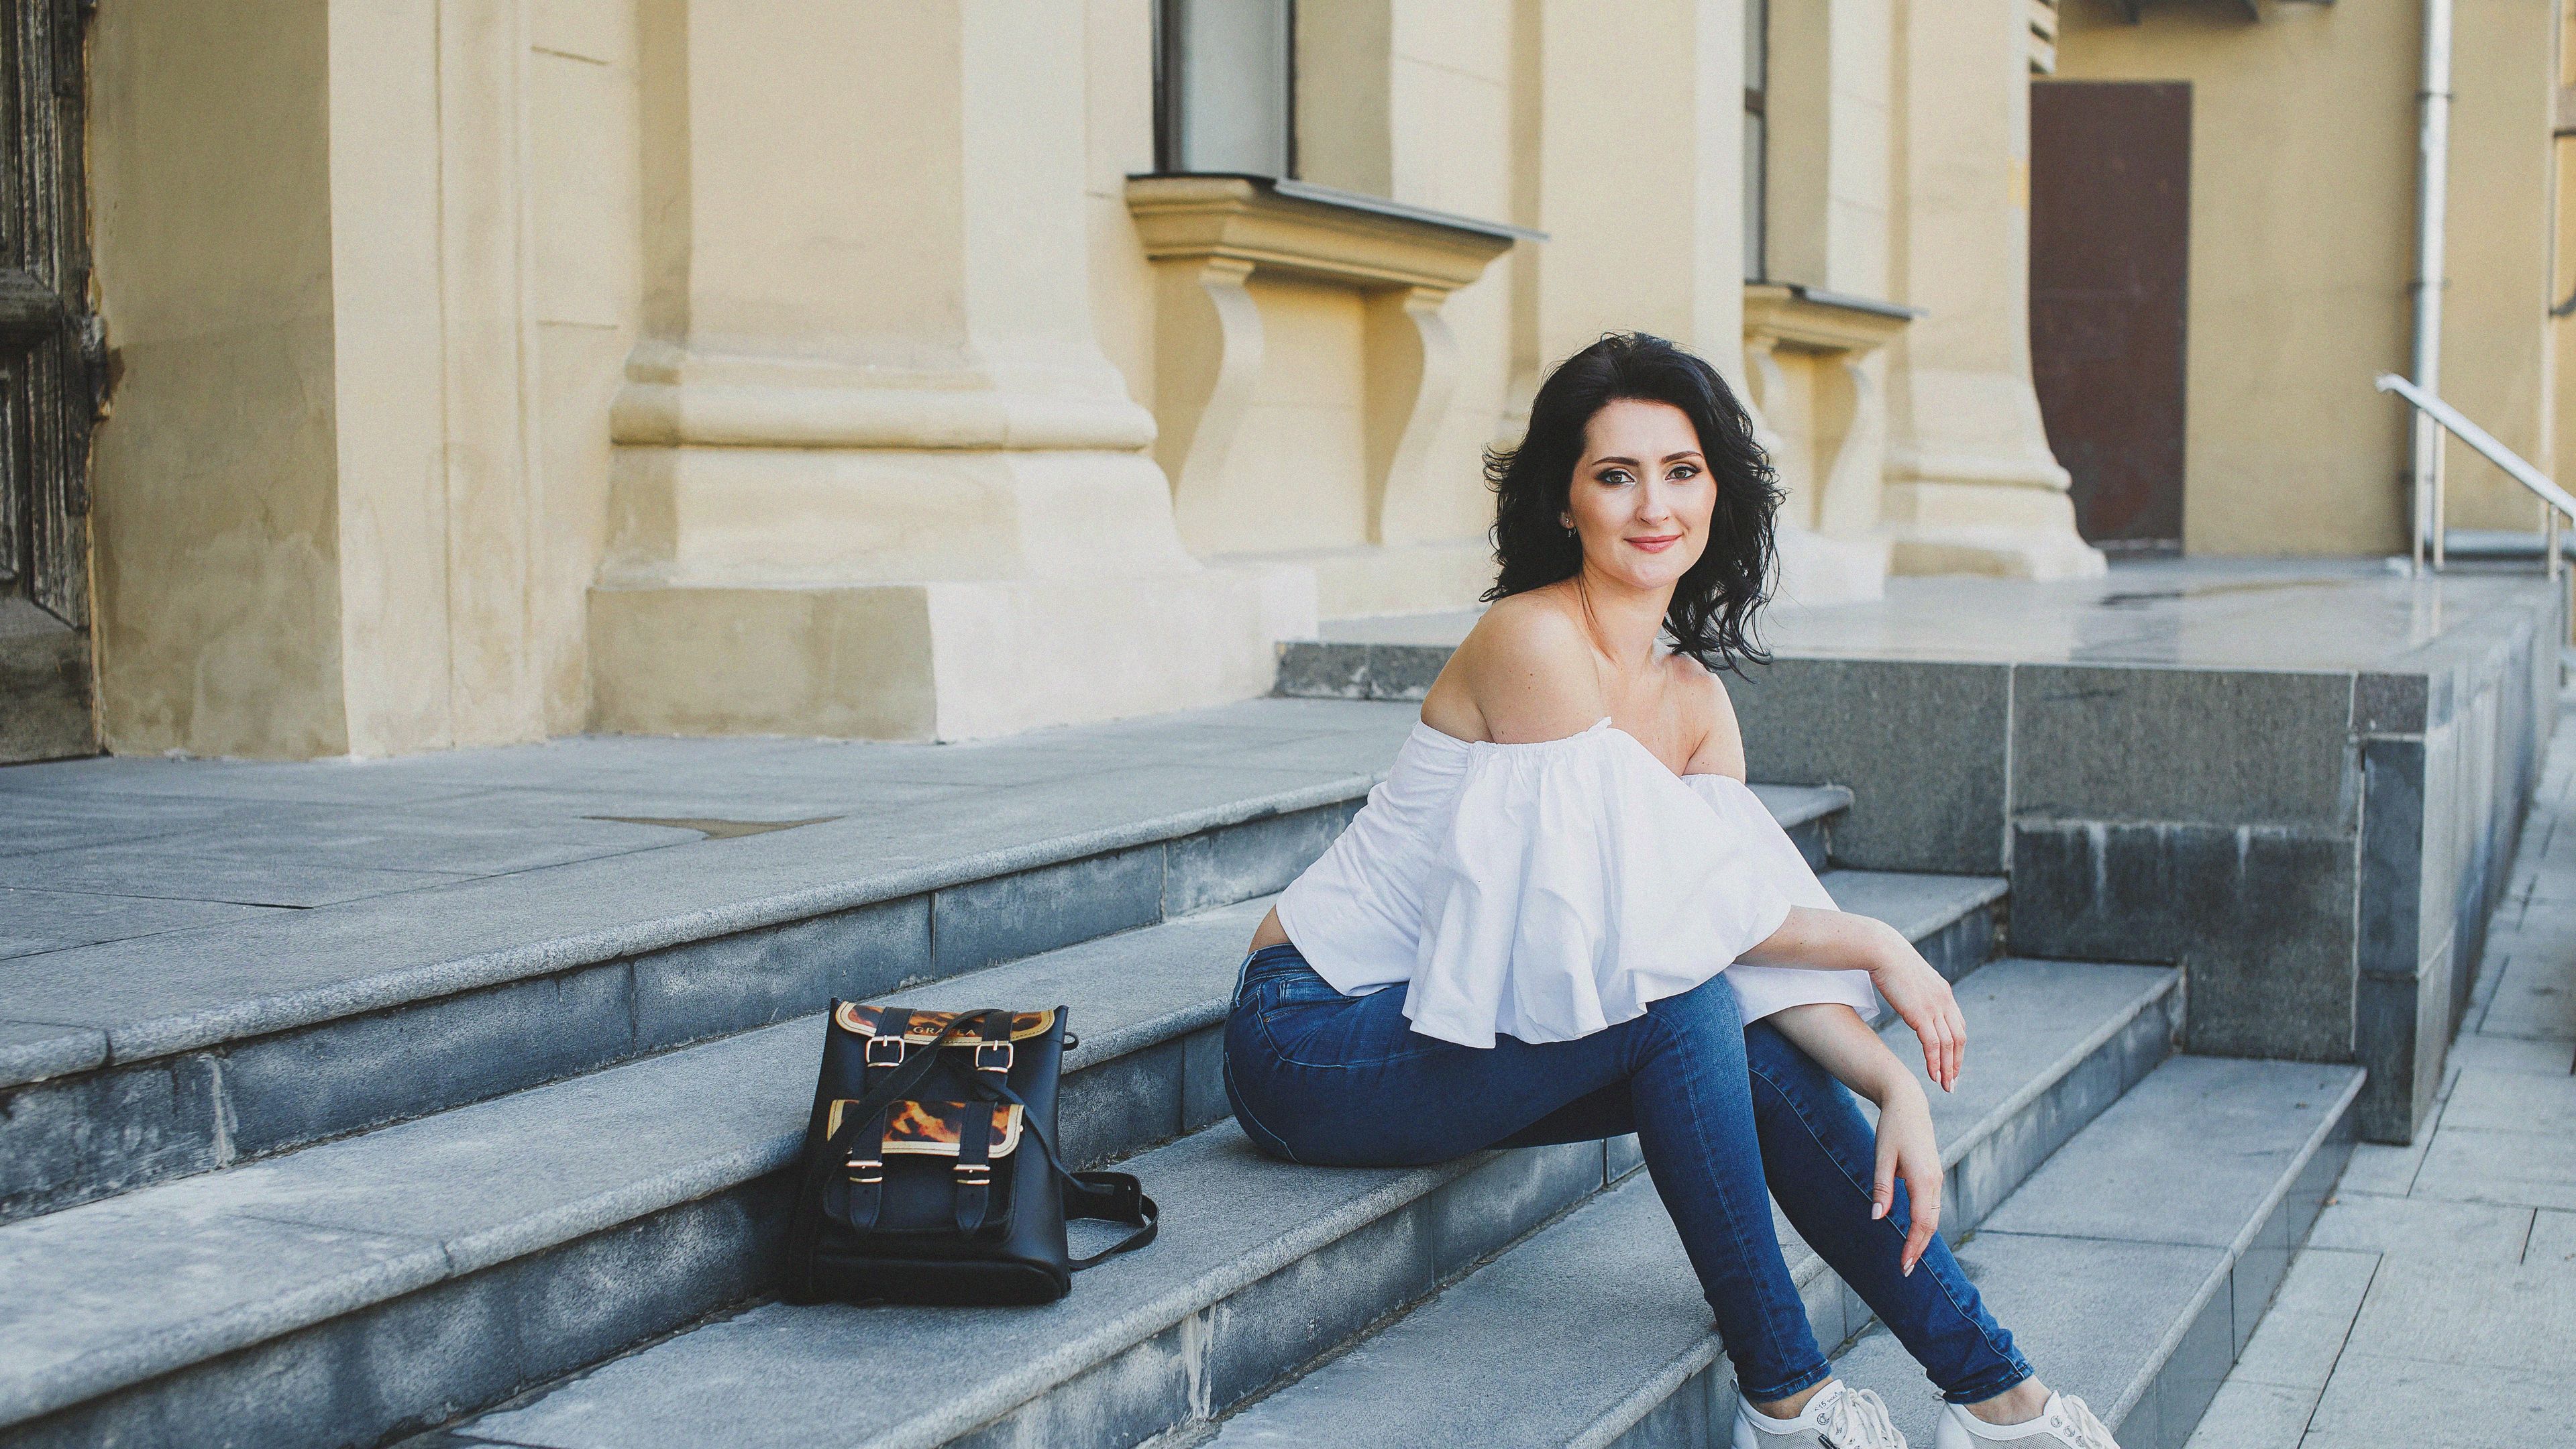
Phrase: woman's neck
[{"left": 1564, "top": 566, "right": 1674, "bottom": 678}]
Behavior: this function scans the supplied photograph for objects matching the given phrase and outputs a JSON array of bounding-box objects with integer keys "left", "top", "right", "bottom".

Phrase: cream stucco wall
[
  {"left": 90, "top": 0, "right": 348, "bottom": 759},
  {"left": 2057, "top": 0, "right": 2559, "bottom": 556},
  {"left": 2441, "top": 0, "right": 2559, "bottom": 532},
  {"left": 105, "top": 0, "right": 2510, "bottom": 759}
]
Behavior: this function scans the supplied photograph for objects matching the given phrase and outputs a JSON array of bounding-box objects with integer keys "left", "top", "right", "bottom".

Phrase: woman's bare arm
[
  {"left": 1737, "top": 906, "right": 1966, "bottom": 1092},
  {"left": 1763, "top": 1002, "right": 1946, "bottom": 1275}
]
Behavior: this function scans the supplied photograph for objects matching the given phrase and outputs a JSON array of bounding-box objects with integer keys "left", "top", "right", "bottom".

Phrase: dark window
[{"left": 1155, "top": 0, "right": 1296, "bottom": 177}]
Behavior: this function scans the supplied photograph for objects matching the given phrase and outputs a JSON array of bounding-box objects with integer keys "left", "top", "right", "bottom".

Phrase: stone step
[
  {"left": 1756, "top": 784, "right": 1851, "bottom": 873},
  {"left": 1830, "top": 1056, "right": 2364, "bottom": 1449},
  {"left": 1195, "top": 958, "right": 2182, "bottom": 1449},
  {"left": 442, "top": 1126, "right": 1614, "bottom": 1449},
  {"left": 414, "top": 957, "right": 2173, "bottom": 1449},
  {"left": 0, "top": 896, "right": 1275, "bottom": 1449},
  {"left": 1821, "top": 870, "right": 2005, "bottom": 984},
  {"left": 0, "top": 853, "right": 1979, "bottom": 1449},
  {"left": 0, "top": 773, "right": 1850, "bottom": 1226},
  {"left": 0, "top": 702, "right": 1421, "bottom": 1224}
]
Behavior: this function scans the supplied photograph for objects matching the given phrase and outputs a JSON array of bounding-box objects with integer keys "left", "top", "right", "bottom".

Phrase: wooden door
[
  {"left": 2029, "top": 80, "right": 2190, "bottom": 555},
  {"left": 0, "top": 0, "right": 103, "bottom": 763}
]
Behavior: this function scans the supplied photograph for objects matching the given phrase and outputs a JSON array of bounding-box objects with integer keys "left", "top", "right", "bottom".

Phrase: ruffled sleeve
[
  {"left": 1401, "top": 721, "right": 1825, "bottom": 1048},
  {"left": 1680, "top": 774, "right": 1881, "bottom": 1028}
]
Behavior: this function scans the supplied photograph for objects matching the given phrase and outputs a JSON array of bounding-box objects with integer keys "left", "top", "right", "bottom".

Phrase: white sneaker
[
  {"left": 1733, "top": 1379, "right": 1910, "bottom": 1448},
  {"left": 1934, "top": 1390, "right": 2121, "bottom": 1448}
]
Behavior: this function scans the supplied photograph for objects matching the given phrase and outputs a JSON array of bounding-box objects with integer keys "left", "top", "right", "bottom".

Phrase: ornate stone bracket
[
  {"left": 1124, "top": 175, "right": 1522, "bottom": 549},
  {"left": 1741, "top": 282, "right": 1917, "bottom": 539}
]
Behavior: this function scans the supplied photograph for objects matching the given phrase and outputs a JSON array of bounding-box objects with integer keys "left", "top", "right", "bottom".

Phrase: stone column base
[
  {"left": 1882, "top": 481, "right": 2107, "bottom": 581},
  {"left": 588, "top": 568, "right": 1275, "bottom": 742},
  {"left": 1222, "top": 539, "right": 1497, "bottom": 622},
  {"left": 1775, "top": 527, "right": 1892, "bottom": 608}
]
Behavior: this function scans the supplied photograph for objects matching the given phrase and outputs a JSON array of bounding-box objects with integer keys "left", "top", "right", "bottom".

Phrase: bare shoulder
[
  {"left": 1425, "top": 590, "right": 1607, "bottom": 743},
  {"left": 1674, "top": 654, "right": 1750, "bottom": 779}
]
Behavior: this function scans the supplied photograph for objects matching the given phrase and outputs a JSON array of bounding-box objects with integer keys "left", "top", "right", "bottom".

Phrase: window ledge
[
  {"left": 1742, "top": 282, "right": 1921, "bottom": 352},
  {"left": 1126, "top": 173, "right": 1525, "bottom": 292}
]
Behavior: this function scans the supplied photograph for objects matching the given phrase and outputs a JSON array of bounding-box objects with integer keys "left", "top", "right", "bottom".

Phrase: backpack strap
[{"left": 1062, "top": 1169, "right": 1159, "bottom": 1269}]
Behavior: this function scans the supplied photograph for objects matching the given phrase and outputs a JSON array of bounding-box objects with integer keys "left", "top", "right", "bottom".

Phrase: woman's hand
[
  {"left": 1872, "top": 1077, "right": 1944, "bottom": 1275},
  {"left": 1870, "top": 931, "right": 1966, "bottom": 1092}
]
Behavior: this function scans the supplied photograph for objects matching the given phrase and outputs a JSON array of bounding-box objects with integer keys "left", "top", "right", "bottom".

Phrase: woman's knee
[{"left": 1641, "top": 973, "right": 1751, "bottom": 1063}]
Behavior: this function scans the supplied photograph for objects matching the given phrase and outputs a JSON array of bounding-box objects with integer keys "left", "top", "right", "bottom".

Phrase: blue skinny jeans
[{"left": 1221, "top": 943, "right": 2032, "bottom": 1405}]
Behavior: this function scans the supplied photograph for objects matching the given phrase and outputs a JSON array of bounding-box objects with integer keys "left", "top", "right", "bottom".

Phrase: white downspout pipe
[{"left": 2411, "top": 0, "right": 2455, "bottom": 572}]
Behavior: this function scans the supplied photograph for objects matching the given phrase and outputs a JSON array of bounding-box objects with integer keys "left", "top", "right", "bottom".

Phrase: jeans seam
[
  {"left": 1252, "top": 998, "right": 1442, "bottom": 1071},
  {"left": 1222, "top": 1030, "right": 1303, "bottom": 1165},
  {"left": 1656, "top": 1013, "right": 1829, "bottom": 1401},
  {"left": 1746, "top": 1060, "right": 2029, "bottom": 1395}
]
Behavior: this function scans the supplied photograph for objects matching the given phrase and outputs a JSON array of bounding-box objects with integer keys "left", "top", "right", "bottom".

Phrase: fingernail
[
  {"left": 1872, "top": 1203, "right": 1886, "bottom": 1220},
  {"left": 1903, "top": 1261, "right": 1915, "bottom": 1277}
]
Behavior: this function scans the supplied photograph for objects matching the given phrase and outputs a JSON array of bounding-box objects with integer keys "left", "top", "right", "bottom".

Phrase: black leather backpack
[{"left": 782, "top": 1002, "right": 1158, "bottom": 1305}]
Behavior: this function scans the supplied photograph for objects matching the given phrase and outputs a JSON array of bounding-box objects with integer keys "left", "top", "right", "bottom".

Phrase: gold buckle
[
  {"left": 864, "top": 1036, "right": 906, "bottom": 1067},
  {"left": 953, "top": 1162, "right": 991, "bottom": 1182},
  {"left": 846, "top": 1157, "right": 882, "bottom": 1183},
  {"left": 973, "top": 1041, "right": 1013, "bottom": 1074}
]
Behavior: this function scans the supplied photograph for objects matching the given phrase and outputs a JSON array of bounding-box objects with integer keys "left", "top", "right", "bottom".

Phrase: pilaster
[
  {"left": 1880, "top": 0, "right": 2103, "bottom": 580},
  {"left": 590, "top": 1, "right": 1271, "bottom": 741}
]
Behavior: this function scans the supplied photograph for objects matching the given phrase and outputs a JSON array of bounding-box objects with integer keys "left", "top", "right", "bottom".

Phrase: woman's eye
[
  {"left": 1670, "top": 463, "right": 1701, "bottom": 480},
  {"left": 1598, "top": 469, "right": 1633, "bottom": 486}
]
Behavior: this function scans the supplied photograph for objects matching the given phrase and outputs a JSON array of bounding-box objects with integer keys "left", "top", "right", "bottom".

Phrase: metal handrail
[{"left": 2375, "top": 373, "right": 2573, "bottom": 580}]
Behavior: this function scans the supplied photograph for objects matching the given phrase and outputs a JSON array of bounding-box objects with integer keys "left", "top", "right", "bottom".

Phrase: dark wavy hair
[{"left": 1483, "top": 332, "right": 1782, "bottom": 673}]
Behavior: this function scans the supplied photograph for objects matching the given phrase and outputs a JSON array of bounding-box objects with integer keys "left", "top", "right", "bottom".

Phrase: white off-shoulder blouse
[{"left": 1275, "top": 717, "right": 1879, "bottom": 1049}]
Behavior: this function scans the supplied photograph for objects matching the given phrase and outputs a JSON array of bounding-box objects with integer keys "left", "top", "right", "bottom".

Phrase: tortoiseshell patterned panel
[{"left": 827, "top": 1098, "right": 1024, "bottom": 1157}]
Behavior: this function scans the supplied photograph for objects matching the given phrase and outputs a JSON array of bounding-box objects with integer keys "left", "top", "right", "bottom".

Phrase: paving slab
[
  {"left": 2445, "top": 1032, "right": 2576, "bottom": 1075},
  {"left": 2477, "top": 954, "right": 2576, "bottom": 1040},
  {"left": 2307, "top": 1191, "right": 2536, "bottom": 1267},
  {"left": 2431, "top": 1067, "right": 2576, "bottom": 1135},
  {"left": 2222, "top": 1249, "right": 2375, "bottom": 1393},
  {"left": 0, "top": 886, "right": 284, "bottom": 960},
  {"left": 0, "top": 843, "right": 471, "bottom": 908},
  {"left": 2178, "top": 1377, "right": 2320, "bottom": 1449},
  {"left": 2302, "top": 1350, "right": 2576, "bottom": 1449},
  {"left": 2410, "top": 1124, "right": 2576, "bottom": 1210},
  {"left": 2337, "top": 1256, "right": 2576, "bottom": 1375},
  {"left": 2525, "top": 1208, "right": 2576, "bottom": 1271}
]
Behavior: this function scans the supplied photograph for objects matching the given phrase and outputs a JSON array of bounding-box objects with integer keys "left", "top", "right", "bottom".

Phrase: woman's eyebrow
[
  {"left": 1663, "top": 450, "right": 1706, "bottom": 463},
  {"left": 1590, "top": 455, "right": 1642, "bottom": 468}
]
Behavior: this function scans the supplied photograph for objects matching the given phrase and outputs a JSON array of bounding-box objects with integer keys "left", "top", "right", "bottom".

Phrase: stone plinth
[{"left": 1278, "top": 561, "right": 2566, "bottom": 1143}]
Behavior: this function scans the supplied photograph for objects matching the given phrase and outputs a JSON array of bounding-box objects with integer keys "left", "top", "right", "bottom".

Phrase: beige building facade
[
  {"left": 2051, "top": 0, "right": 2569, "bottom": 557},
  {"left": 44, "top": 0, "right": 2553, "bottom": 763}
]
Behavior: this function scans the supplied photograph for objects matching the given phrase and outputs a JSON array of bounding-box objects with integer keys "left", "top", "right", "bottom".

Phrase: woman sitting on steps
[{"left": 1223, "top": 333, "right": 2120, "bottom": 1449}]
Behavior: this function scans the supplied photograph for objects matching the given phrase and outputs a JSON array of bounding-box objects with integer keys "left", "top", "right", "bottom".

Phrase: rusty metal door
[
  {"left": 0, "top": 0, "right": 103, "bottom": 763},
  {"left": 2030, "top": 80, "right": 2190, "bottom": 555}
]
